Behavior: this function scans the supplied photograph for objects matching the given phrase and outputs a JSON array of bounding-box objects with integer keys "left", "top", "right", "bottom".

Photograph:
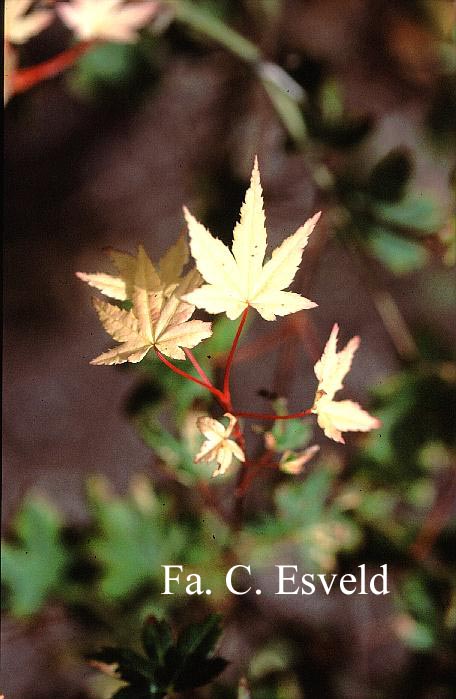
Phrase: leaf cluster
[{"left": 89, "top": 613, "right": 228, "bottom": 698}]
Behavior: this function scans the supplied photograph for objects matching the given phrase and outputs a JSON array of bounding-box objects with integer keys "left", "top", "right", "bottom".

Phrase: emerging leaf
[
  {"left": 183, "top": 157, "right": 320, "bottom": 321},
  {"left": 312, "top": 324, "right": 381, "bottom": 443},
  {"left": 195, "top": 413, "right": 245, "bottom": 477}
]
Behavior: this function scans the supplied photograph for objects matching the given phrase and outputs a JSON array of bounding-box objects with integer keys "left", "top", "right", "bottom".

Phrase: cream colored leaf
[
  {"left": 56, "top": 0, "right": 158, "bottom": 43},
  {"left": 314, "top": 323, "right": 360, "bottom": 400},
  {"left": 133, "top": 245, "right": 162, "bottom": 341},
  {"left": 158, "top": 235, "right": 189, "bottom": 288},
  {"left": 90, "top": 340, "right": 151, "bottom": 366},
  {"left": 314, "top": 396, "right": 381, "bottom": 444},
  {"left": 107, "top": 248, "right": 137, "bottom": 297},
  {"left": 154, "top": 268, "right": 201, "bottom": 338},
  {"left": 312, "top": 325, "right": 380, "bottom": 443},
  {"left": 76, "top": 271, "right": 128, "bottom": 301},
  {"left": 184, "top": 208, "right": 241, "bottom": 293},
  {"left": 92, "top": 297, "right": 140, "bottom": 342},
  {"left": 155, "top": 320, "right": 212, "bottom": 360},
  {"left": 231, "top": 155, "right": 267, "bottom": 295},
  {"left": 252, "top": 289, "right": 317, "bottom": 321},
  {"left": 254, "top": 211, "right": 321, "bottom": 297},
  {"left": 182, "top": 285, "right": 246, "bottom": 321},
  {"left": 184, "top": 158, "right": 319, "bottom": 320}
]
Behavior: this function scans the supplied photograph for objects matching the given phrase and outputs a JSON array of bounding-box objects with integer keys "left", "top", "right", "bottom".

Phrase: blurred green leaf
[
  {"left": 1, "top": 495, "right": 69, "bottom": 616},
  {"left": 269, "top": 400, "right": 312, "bottom": 452},
  {"left": 366, "top": 227, "right": 428, "bottom": 274},
  {"left": 367, "top": 148, "right": 413, "bottom": 202},
  {"left": 319, "top": 78, "right": 344, "bottom": 122},
  {"left": 71, "top": 42, "right": 145, "bottom": 96},
  {"left": 261, "top": 78, "right": 307, "bottom": 146},
  {"left": 373, "top": 192, "right": 444, "bottom": 234},
  {"left": 87, "top": 479, "right": 186, "bottom": 599},
  {"left": 174, "top": 0, "right": 260, "bottom": 62}
]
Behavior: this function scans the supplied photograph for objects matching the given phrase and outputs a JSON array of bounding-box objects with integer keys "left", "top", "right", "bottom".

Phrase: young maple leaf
[
  {"left": 56, "top": 0, "right": 158, "bottom": 43},
  {"left": 182, "top": 157, "right": 320, "bottom": 321},
  {"left": 195, "top": 413, "right": 245, "bottom": 477},
  {"left": 5, "top": 0, "right": 53, "bottom": 45},
  {"left": 76, "top": 236, "right": 188, "bottom": 301},
  {"left": 312, "top": 324, "right": 381, "bottom": 444},
  {"left": 279, "top": 445, "right": 320, "bottom": 474},
  {"left": 90, "top": 266, "right": 212, "bottom": 364}
]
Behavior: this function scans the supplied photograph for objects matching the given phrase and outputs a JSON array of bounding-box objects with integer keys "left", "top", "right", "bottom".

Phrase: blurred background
[{"left": 2, "top": 1, "right": 456, "bottom": 698}]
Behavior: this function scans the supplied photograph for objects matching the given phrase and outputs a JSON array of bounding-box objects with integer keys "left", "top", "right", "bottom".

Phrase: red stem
[
  {"left": 183, "top": 348, "right": 213, "bottom": 387},
  {"left": 234, "top": 409, "right": 313, "bottom": 420},
  {"left": 223, "top": 306, "right": 249, "bottom": 401},
  {"left": 12, "top": 41, "right": 94, "bottom": 95},
  {"left": 155, "top": 349, "right": 225, "bottom": 402}
]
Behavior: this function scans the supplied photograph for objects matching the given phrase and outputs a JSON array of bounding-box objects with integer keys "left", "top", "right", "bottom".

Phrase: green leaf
[
  {"left": 367, "top": 227, "right": 428, "bottom": 274},
  {"left": 87, "top": 479, "right": 185, "bottom": 599},
  {"left": 89, "top": 614, "right": 228, "bottom": 697},
  {"left": 174, "top": 656, "right": 228, "bottom": 690},
  {"left": 275, "top": 468, "right": 333, "bottom": 528},
  {"left": 1, "top": 495, "right": 69, "bottom": 616},
  {"left": 367, "top": 149, "right": 413, "bottom": 202},
  {"left": 270, "top": 418, "right": 312, "bottom": 452},
  {"left": 142, "top": 616, "right": 173, "bottom": 666},
  {"left": 373, "top": 193, "right": 444, "bottom": 234},
  {"left": 174, "top": 0, "right": 260, "bottom": 62},
  {"left": 176, "top": 613, "right": 223, "bottom": 659}
]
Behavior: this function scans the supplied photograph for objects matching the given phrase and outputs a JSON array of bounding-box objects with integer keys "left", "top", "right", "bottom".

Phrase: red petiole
[{"left": 11, "top": 41, "right": 94, "bottom": 96}]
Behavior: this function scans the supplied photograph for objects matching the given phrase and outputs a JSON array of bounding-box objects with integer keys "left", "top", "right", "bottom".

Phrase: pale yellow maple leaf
[
  {"left": 5, "top": 0, "right": 53, "bottom": 45},
  {"left": 91, "top": 267, "right": 211, "bottom": 363},
  {"left": 182, "top": 157, "right": 320, "bottom": 321},
  {"left": 76, "top": 236, "right": 188, "bottom": 301},
  {"left": 56, "top": 0, "right": 158, "bottom": 43},
  {"left": 195, "top": 413, "right": 245, "bottom": 477},
  {"left": 312, "top": 324, "right": 381, "bottom": 444}
]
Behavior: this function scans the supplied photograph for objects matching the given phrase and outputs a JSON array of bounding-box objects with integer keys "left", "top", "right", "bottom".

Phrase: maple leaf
[
  {"left": 91, "top": 267, "right": 212, "bottom": 364},
  {"left": 5, "top": 0, "right": 53, "bottom": 45},
  {"left": 182, "top": 157, "right": 320, "bottom": 321},
  {"left": 76, "top": 236, "right": 188, "bottom": 301},
  {"left": 312, "top": 324, "right": 381, "bottom": 444},
  {"left": 56, "top": 0, "right": 158, "bottom": 43},
  {"left": 195, "top": 413, "right": 245, "bottom": 477}
]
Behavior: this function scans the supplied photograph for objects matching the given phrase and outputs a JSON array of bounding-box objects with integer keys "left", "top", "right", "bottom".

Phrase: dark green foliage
[
  {"left": 367, "top": 148, "right": 413, "bottom": 202},
  {"left": 89, "top": 614, "right": 228, "bottom": 697}
]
